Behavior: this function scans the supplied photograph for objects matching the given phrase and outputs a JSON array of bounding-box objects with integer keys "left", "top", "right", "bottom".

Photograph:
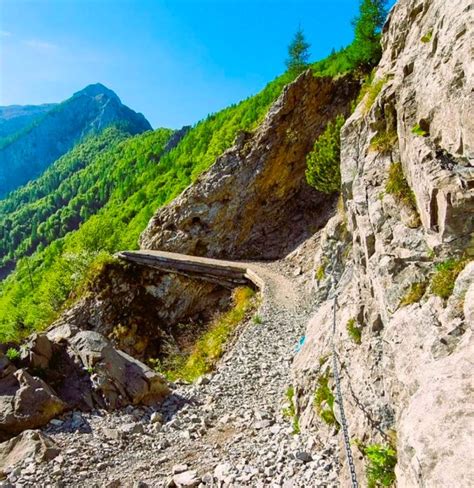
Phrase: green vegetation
[
  {"left": 370, "top": 130, "right": 398, "bottom": 153},
  {"left": 411, "top": 123, "right": 428, "bottom": 137},
  {"left": 313, "top": 369, "right": 338, "bottom": 427},
  {"left": 253, "top": 314, "right": 263, "bottom": 325},
  {"left": 348, "top": 0, "right": 388, "bottom": 70},
  {"left": 361, "top": 443, "right": 397, "bottom": 488},
  {"left": 286, "top": 28, "right": 310, "bottom": 75},
  {"left": 399, "top": 281, "right": 428, "bottom": 307},
  {"left": 157, "top": 287, "right": 256, "bottom": 382},
  {"left": 6, "top": 347, "right": 20, "bottom": 362},
  {"left": 346, "top": 318, "right": 362, "bottom": 344},
  {"left": 385, "top": 162, "right": 417, "bottom": 211},
  {"left": 362, "top": 75, "right": 388, "bottom": 113},
  {"left": 315, "top": 260, "right": 327, "bottom": 281},
  {"left": 431, "top": 258, "right": 469, "bottom": 299},
  {"left": 421, "top": 31, "right": 433, "bottom": 43},
  {"left": 306, "top": 115, "right": 345, "bottom": 194},
  {"left": 282, "top": 385, "right": 300, "bottom": 434}
]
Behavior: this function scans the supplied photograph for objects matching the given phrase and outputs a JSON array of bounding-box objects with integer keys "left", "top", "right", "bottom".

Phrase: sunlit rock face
[{"left": 293, "top": 0, "right": 473, "bottom": 487}]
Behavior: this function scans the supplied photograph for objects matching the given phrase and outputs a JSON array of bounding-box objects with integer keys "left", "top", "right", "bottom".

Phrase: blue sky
[{"left": 1, "top": 0, "right": 378, "bottom": 128}]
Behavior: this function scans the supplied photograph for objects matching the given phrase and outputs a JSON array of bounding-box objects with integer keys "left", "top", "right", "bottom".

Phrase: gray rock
[{"left": 172, "top": 470, "right": 200, "bottom": 487}]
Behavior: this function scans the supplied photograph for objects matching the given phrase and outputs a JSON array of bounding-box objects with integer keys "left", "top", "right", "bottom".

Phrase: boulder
[
  {"left": 0, "top": 361, "right": 65, "bottom": 441},
  {"left": 19, "top": 333, "right": 52, "bottom": 369},
  {"left": 69, "top": 331, "right": 169, "bottom": 409},
  {"left": 0, "top": 430, "right": 59, "bottom": 475}
]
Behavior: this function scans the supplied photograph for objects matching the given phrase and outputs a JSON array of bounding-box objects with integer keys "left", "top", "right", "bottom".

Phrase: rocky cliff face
[
  {"left": 293, "top": 0, "right": 473, "bottom": 487},
  {"left": 0, "top": 83, "right": 151, "bottom": 197},
  {"left": 140, "top": 72, "right": 359, "bottom": 260}
]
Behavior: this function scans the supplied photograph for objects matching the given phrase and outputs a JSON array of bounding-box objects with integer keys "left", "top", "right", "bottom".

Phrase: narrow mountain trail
[{"left": 29, "top": 253, "right": 340, "bottom": 488}]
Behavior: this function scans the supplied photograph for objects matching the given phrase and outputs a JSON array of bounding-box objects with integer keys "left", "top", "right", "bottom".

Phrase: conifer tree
[
  {"left": 349, "top": 0, "right": 388, "bottom": 70},
  {"left": 285, "top": 28, "right": 311, "bottom": 75}
]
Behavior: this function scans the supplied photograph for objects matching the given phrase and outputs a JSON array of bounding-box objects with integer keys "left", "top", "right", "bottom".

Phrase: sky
[{"left": 0, "top": 0, "right": 384, "bottom": 128}]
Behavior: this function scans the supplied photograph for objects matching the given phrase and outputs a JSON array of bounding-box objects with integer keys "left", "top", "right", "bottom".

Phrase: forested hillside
[
  {"left": 0, "top": 83, "right": 151, "bottom": 197},
  {"left": 0, "top": 127, "right": 167, "bottom": 277}
]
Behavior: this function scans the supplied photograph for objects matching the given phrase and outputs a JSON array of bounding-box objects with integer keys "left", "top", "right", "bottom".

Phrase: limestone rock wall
[{"left": 293, "top": 1, "right": 473, "bottom": 487}]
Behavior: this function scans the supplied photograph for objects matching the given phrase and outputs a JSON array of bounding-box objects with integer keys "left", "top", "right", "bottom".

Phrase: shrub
[
  {"left": 370, "top": 130, "right": 398, "bottom": 153},
  {"left": 347, "top": 318, "right": 362, "bottom": 344},
  {"left": 411, "top": 123, "right": 427, "bottom": 137},
  {"left": 313, "top": 370, "right": 338, "bottom": 427},
  {"left": 431, "top": 258, "right": 468, "bottom": 299},
  {"left": 421, "top": 31, "right": 433, "bottom": 43},
  {"left": 399, "top": 281, "right": 427, "bottom": 307},
  {"left": 363, "top": 443, "right": 397, "bottom": 488},
  {"left": 6, "top": 347, "right": 20, "bottom": 362},
  {"left": 385, "top": 162, "right": 417, "bottom": 211},
  {"left": 306, "top": 115, "right": 345, "bottom": 194}
]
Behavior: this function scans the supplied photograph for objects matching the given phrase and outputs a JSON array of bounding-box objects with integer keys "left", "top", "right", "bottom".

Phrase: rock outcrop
[
  {"left": 53, "top": 259, "right": 233, "bottom": 360},
  {"left": 140, "top": 71, "right": 359, "bottom": 260},
  {"left": 293, "top": 0, "right": 473, "bottom": 487}
]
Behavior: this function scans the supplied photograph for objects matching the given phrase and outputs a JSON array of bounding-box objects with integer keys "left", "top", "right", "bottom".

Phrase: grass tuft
[
  {"left": 362, "top": 76, "right": 388, "bottom": 114},
  {"left": 282, "top": 385, "right": 300, "bottom": 434},
  {"left": 411, "top": 123, "right": 428, "bottom": 137},
  {"left": 6, "top": 347, "right": 20, "bottom": 362},
  {"left": 421, "top": 31, "right": 433, "bottom": 43},
  {"left": 370, "top": 130, "right": 398, "bottom": 153},
  {"left": 399, "top": 281, "right": 428, "bottom": 307},
  {"left": 361, "top": 443, "right": 397, "bottom": 488},
  {"left": 385, "top": 162, "right": 417, "bottom": 211},
  {"left": 430, "top": 258, "right": 468, "bottom": 299},
  {"left": 346, "top": 318, "right": 362, "bottom": 344},
  {"left": 253, "top": 314, "right": 263, "bottom": 325},
  {"left": 313, "top": 370, "right": 338, "bottom": 427}
]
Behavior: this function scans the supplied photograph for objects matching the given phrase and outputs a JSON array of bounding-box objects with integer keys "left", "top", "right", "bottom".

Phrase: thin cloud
[
  {"left": 0, "top": 31, "right": 12, "bottom": 37},
  {"left": 23, "top": 39, "right": 59, "bottom": 51}
]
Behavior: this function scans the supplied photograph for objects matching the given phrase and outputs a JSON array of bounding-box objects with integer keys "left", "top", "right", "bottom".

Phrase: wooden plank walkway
[{"left": 116, "top": 250, "right": 265, "bottom": 290}]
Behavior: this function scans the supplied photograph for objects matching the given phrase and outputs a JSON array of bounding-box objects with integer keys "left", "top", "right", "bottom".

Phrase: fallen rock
[
  {"left": 19, "top": 333, "right": 52, "bottom": 369},
  {"left": 172, "top": 470, "right": 200, "bottom": 487},
  {"left": 0, "top": 360, "right": 66, "bottom": 441},
  {"left": 0, "top": 430, "right": 59, "bottom": 474},
  {"left": 119, "top": 422, "right": 144, "bottom": 435},
  {"left": 69, "top": 331, "right": 169, "bottom": 409}
]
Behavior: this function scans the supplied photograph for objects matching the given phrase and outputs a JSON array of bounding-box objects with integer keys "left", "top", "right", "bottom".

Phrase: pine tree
[
  {"left": 305, "top": 115, "right": 345, "bottom": 194},
  {"left": 349, "top": 0, "right": 388, "bottom": 70},
  {"left": 286, "top": 28, "right": 311, "bottom": 75}
]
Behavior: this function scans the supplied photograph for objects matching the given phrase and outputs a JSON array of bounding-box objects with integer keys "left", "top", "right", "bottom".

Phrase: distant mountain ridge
[
  {"left": 0, "top": 104, "right": 57, "bottom": 142},
  {"left": 0, "top": 83, "right": 152, "bottom": 198}
]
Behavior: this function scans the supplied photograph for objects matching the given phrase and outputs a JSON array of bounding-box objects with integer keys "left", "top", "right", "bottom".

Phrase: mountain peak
[{"left": 73, "top": 83, "right": 120, "bottom": 101}]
